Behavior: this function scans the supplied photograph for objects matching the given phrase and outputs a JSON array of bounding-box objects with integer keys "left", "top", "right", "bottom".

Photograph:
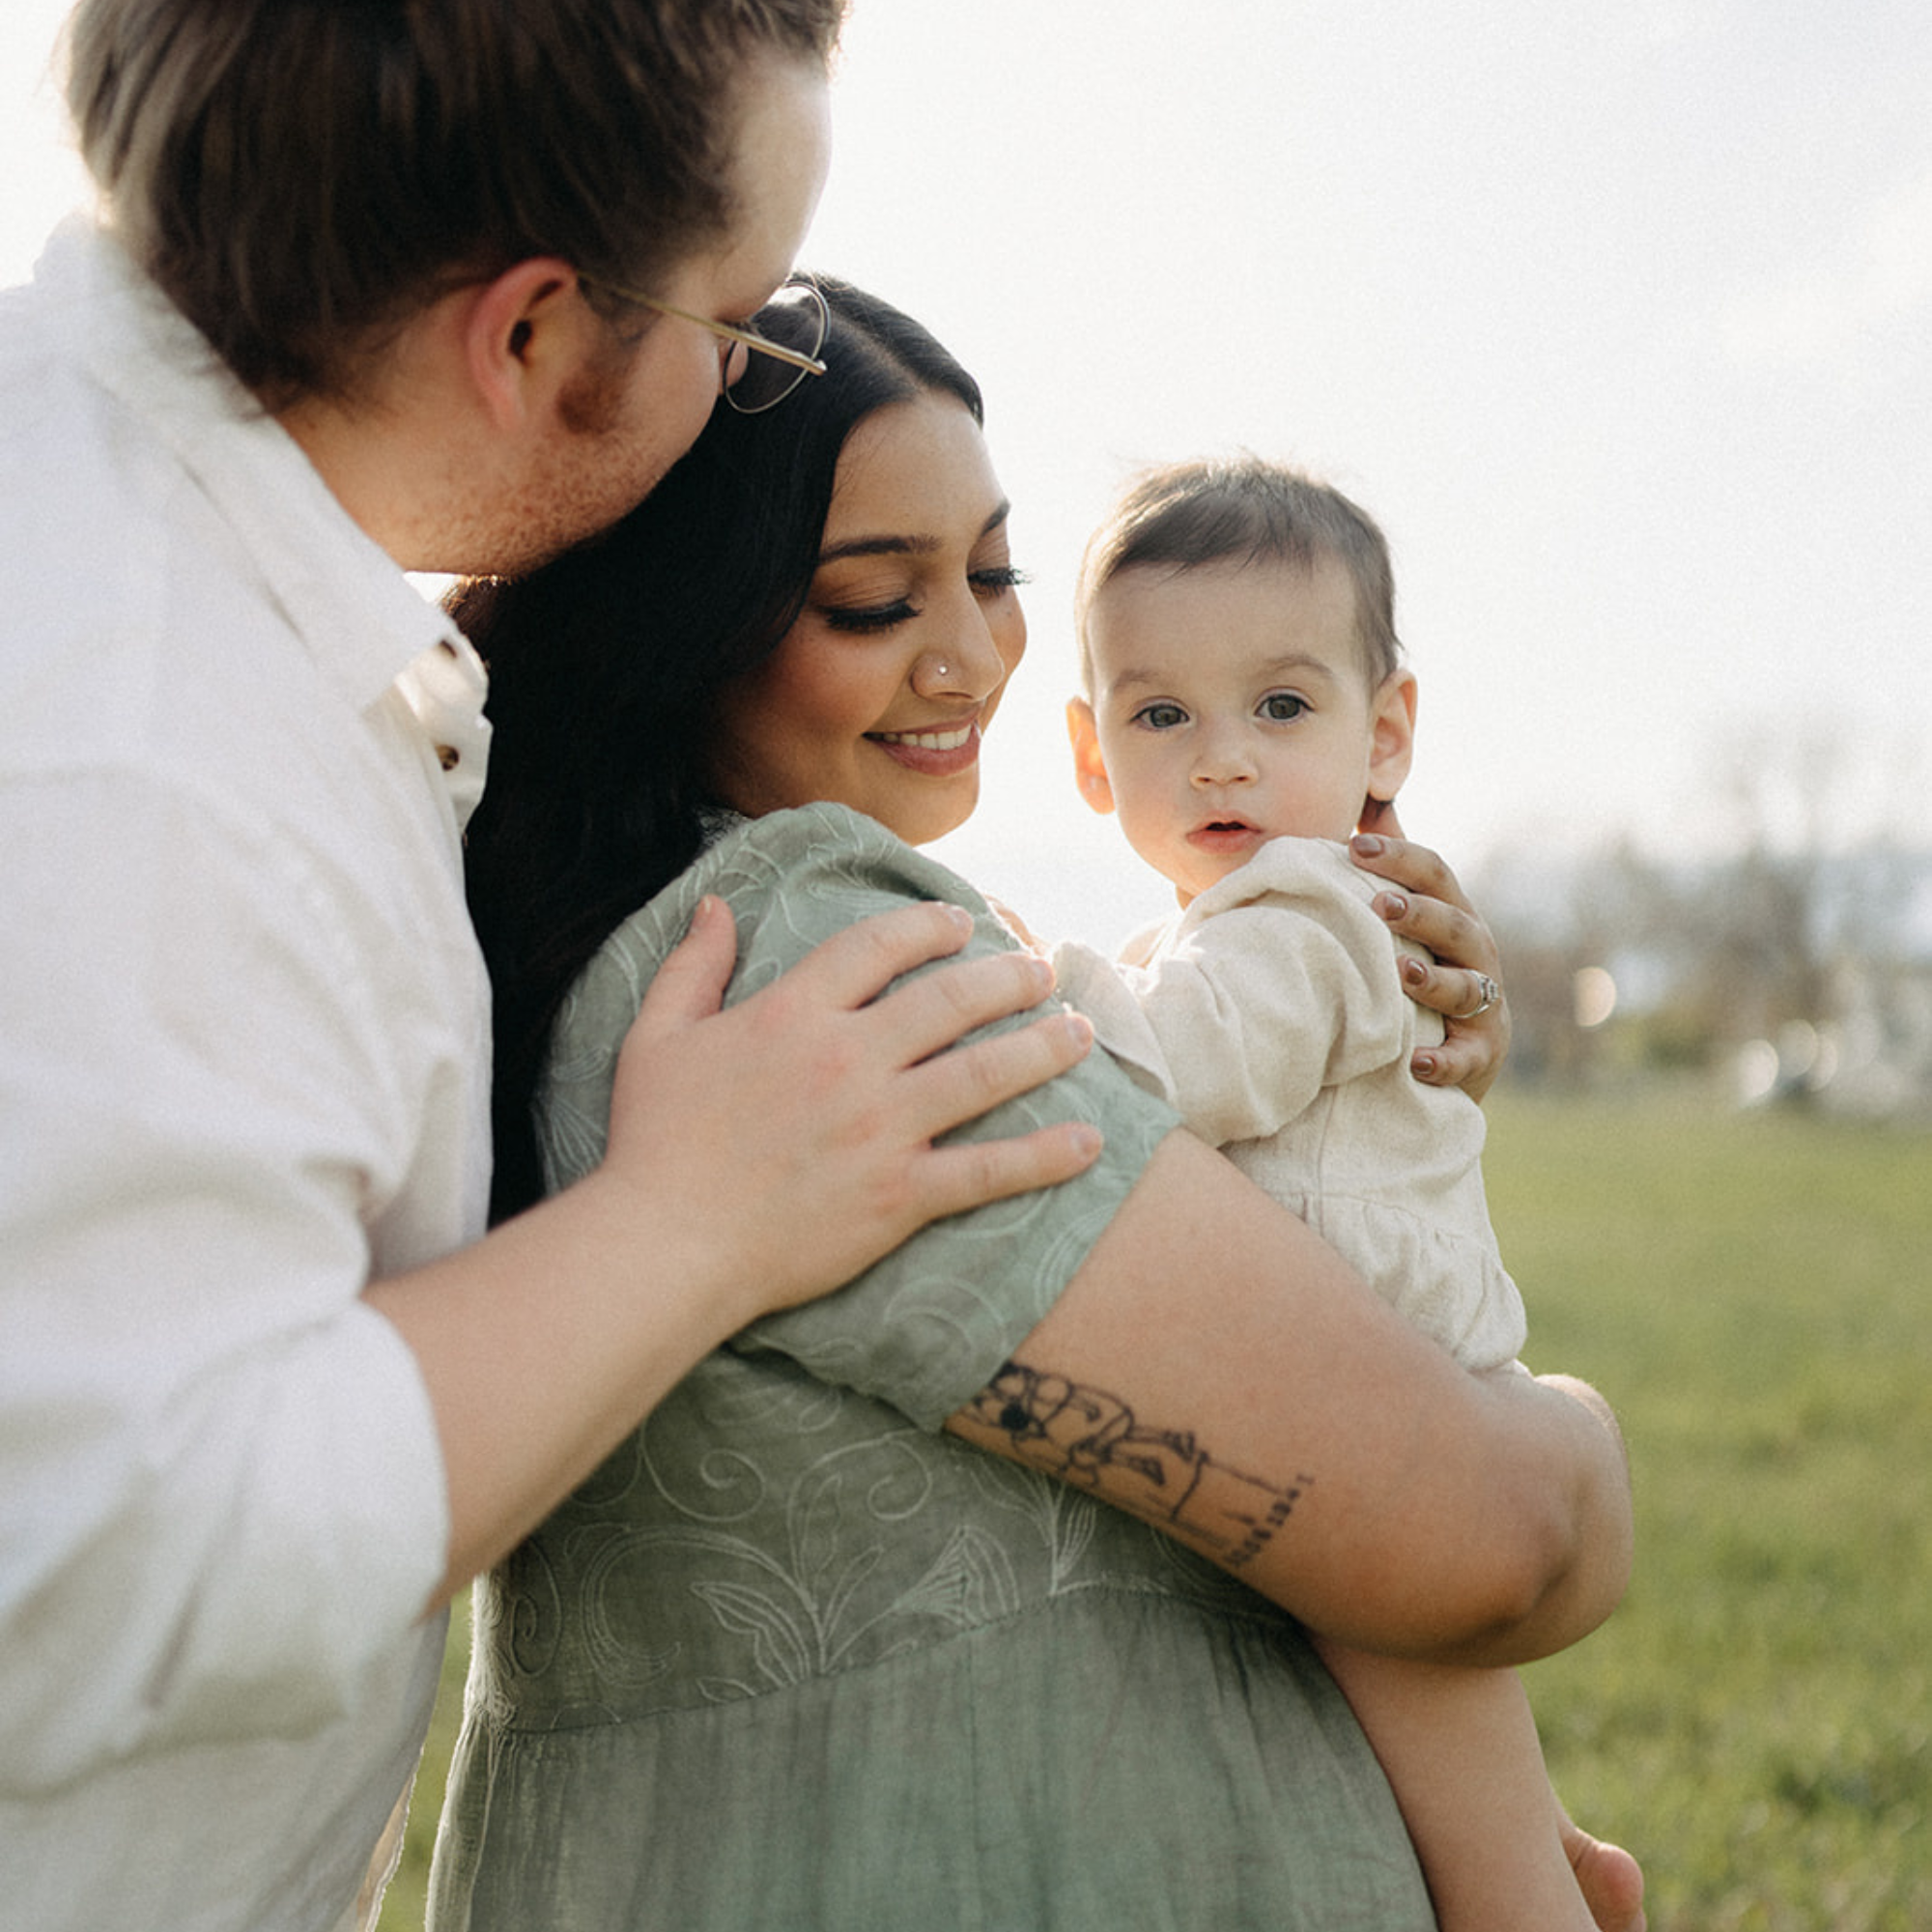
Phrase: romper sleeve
[
  {"left": 1050, "top": 838, "right": 1416, "bottom": 1149},
  {"left": 536, "top": 803, "right": 1180, "bottom": 1431}
]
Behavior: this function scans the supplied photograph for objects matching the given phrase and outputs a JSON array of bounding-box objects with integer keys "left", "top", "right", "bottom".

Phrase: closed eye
[
  {"left": 970, "top": 565, "right": 1030, "bottom": 598},
  {"left": 821, "top": 599, "right": 919, "bottom": 635}
]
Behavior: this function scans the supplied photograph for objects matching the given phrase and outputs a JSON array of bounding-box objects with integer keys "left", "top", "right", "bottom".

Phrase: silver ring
[{"left": 1460, "top": 972, "right": 1500, "bottom": 1020}]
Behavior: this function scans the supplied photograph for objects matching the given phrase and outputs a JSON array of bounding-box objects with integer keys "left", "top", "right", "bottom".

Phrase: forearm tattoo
[{"left": 959, "top": 1360, "right": 1312, "bottom": 1572}]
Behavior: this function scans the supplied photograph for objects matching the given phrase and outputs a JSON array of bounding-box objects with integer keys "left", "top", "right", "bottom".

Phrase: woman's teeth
[{"left": 871, "top": 725, "right": 972, "bottom": 751}]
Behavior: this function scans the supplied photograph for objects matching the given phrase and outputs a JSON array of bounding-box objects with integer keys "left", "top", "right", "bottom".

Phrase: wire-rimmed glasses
[{"left": 586, "top": 273, "right": 829, "bottom": 413}]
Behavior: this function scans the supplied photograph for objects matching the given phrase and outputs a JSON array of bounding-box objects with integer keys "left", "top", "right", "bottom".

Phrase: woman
[{"left": 434, "top": 281, "right": 1634, "bottom": 1929}]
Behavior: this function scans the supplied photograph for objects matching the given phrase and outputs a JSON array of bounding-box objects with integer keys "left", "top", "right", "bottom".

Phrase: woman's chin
[{"left": 884, "top": 793, "right": 977, "bottom": 850}]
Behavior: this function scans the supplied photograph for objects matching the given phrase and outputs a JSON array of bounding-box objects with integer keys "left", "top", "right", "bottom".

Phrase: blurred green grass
[
  {"left": 382, "top": 1090, "right": 1932, "bottom": 1930},
  {"left": 379, "top": 1589, "right": 468, "bottom": 1932},
  {"left": 1495, "top": 1090, "right": 1932, "bottom": 1932}
]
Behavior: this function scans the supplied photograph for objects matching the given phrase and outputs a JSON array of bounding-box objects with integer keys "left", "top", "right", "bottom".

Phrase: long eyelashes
[
  {"left": 818, "top": 564, "right": 1030, "bottom": 636},
  {"left": 820, "top": 600, "right": 917, "bottom": 635}
]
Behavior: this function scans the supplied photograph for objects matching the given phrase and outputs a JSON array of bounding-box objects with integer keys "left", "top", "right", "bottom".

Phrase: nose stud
[{"left": 934, "top": 663, "right": 950, "bottom": 680}]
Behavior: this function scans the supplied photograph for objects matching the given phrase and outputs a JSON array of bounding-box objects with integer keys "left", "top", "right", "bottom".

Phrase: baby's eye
[
  {"left": 1259, "top": 692, "right": 1308, "bottom": 722},
  {"left": 1132, "top": 701, "right": 1188, "bottom": 730}
]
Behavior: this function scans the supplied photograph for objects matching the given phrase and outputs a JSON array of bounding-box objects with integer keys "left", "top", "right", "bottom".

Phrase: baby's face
[{"left": 1074, "top": 554, "right": 1412, "bottom": 905}]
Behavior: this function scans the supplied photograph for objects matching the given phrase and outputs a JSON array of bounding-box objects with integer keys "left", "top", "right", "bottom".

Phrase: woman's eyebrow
[
  {"left": 816, "top": 533, "right": 939, "bottom": 564},
  {"left": 815, "top": 499, "right": 1011, "bottom": 567}
]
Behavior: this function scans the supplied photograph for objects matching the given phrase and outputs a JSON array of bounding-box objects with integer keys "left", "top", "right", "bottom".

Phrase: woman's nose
[{"left": 912, "top": 611, "right": 1007, "bottom": 701}]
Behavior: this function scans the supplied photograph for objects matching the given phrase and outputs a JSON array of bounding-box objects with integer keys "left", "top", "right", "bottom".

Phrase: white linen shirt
[
  {"left": 1053, "top": 838, "right": 1527, "bottom": 1372},
  {"left": 0, "top": 221, "right": 491, "bottom": 1931}
]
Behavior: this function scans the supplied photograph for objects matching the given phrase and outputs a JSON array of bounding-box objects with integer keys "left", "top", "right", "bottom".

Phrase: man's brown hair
[{"left": 66, "top": 0, "right": 843, "bottom": 407}]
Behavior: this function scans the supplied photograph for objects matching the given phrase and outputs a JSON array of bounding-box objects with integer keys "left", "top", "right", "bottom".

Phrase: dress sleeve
[
  {"left": 1050, "top": 839, "right": 1414, "bottom": 1148},
  {"left": 537, "top": 803, "right": 1180, "bottom": 1430}
]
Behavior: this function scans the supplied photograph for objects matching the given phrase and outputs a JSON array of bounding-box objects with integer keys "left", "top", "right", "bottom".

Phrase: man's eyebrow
[{"left": 815, "top": 499, "right": 1011, "bottom": 568}]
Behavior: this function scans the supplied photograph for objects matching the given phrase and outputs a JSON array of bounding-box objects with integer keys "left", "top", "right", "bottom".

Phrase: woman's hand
[{"left": 1350, "top": 802, "right": 1510, "bottom": 1100}]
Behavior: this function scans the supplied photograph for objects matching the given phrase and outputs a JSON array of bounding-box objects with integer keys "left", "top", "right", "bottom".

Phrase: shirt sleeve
[
  {"left": 538, "top": 803, "right": 1181, "bottom": 1431},
  {"left": 1050, "top": 839, "right": 1415, "bottom": 1149},
  {"left": 0, "top": 767, "right": 450, "bottom": 1795}
]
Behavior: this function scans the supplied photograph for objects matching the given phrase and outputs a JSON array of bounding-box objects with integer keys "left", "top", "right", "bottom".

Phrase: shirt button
[{"left": 437, "top": 745, "right": 461, "bottom": 771}]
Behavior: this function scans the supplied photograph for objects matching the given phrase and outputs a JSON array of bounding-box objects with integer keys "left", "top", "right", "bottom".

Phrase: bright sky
[{"left": 7, "top": 1, "right": 1929, "bottom": 947}]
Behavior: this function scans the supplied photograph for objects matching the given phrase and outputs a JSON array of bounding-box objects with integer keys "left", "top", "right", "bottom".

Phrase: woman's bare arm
[{"left": 948, "top": 1131, "right": 1631, "bottom": 1666}]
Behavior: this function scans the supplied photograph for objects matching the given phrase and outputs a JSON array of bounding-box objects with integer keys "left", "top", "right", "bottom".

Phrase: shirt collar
[
  {"left": 36, "top": 217, "right": 492, "bottom": 823},
  {"left": 41, "top": 216, "right": 464, "bottom": 710}
]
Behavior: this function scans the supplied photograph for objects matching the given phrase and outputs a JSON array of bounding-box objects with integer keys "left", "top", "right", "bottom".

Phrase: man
[{"left": 0, "top": 6, "right": 1098, "bottom": 1926}]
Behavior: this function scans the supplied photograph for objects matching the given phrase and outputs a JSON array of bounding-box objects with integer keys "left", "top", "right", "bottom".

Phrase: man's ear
[
  {"left": 458, "top": 258, "right": 585, "bottom": 433},
  {"left": 1366, "top": 668, "right": 1418, "bottom": 805},
  {"left": 1065, "top": 696, "right": 1117, "bottom": 815}
]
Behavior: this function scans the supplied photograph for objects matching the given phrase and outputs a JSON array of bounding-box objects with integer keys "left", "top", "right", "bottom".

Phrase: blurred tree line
[{"left": 1472, "top": 724, "right": 1932, "bottom": 1118}]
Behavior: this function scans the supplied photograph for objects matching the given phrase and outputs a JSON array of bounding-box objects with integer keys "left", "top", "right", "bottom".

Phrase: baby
[{"left": 1051, "top": 455, "right": 1635, "bottom": 1932}]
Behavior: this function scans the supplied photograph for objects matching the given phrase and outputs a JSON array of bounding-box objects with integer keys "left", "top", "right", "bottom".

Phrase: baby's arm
[
  {"left": 1310, "top": 1637, "right": 1597, "bottom": 1932},
  {"left": 1052, "top": 858, "right": 1408, "bottom": 1148}
]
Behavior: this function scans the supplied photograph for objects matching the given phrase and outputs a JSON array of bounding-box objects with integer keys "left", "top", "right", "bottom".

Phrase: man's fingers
[
  {"left": 868, "top": 947, "right": 1065, "bottom": 1067},
  {"left": 776, "top": 900, "right": 977, "bottom": 1010},
  {"left": 625, "top": 895, "right": 738, "bottom": 1037},
  {"left": 909, "top": 1119, "right": 1105, "bottom": 1223},
  {"left": 905, "top": 1004, "right": 1096, "bottom": 1135}
]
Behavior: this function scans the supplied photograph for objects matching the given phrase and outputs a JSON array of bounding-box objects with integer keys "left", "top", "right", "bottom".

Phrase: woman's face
[{"left": 705, "top": 391, "right": 1028, "bottom": 847}]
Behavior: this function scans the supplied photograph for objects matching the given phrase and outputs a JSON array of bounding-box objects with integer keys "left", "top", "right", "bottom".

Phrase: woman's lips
[{"left": 867, "top": 721, "right": 981, "bottom": 776}]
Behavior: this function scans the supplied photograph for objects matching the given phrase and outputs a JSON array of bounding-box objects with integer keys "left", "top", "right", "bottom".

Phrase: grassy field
[
  {"left": 1495, "top": 1090, "right": 1932, "bottom": 1931},
  {"left": 380, "top": 1089, "right": 1932, "bottom": 1930}
]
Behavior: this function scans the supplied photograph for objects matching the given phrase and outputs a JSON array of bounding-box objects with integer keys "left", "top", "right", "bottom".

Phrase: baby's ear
[
  {"left": 1366, "top": 669, "right": 1417, "bottom": 803},
  {"left": 1065, "top": 696, "right": 1116, "bottom": 815}
]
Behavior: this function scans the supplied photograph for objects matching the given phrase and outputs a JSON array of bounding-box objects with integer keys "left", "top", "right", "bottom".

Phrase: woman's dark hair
[{"left": 459, "top": 276, "right": 983, "bottom": 1221}]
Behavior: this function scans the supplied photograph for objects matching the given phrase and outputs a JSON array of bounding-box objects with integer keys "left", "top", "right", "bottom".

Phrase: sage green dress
[{"left": 427, "top": 804, "right": 1434, "bottom": 1931}]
